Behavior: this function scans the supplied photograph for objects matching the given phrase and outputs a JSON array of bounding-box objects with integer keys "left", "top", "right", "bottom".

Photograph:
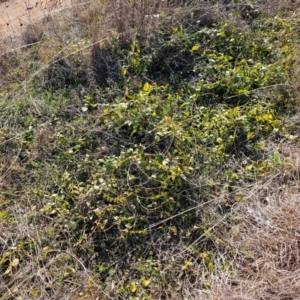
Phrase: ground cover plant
[{"left": 1, "top": 0, "right": 300, "bottom": 299}]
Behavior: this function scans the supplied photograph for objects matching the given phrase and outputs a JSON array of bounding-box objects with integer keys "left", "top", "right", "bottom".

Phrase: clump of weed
[
  {"left": 1, "top": 0, "right": 300, "bottom": 299},
  {"left": 22, "top": 24, "right": 44, "bottom": 45}
]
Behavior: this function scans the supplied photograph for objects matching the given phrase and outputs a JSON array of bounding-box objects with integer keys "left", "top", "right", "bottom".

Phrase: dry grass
[{"left": 196, "top": 144, "right": 300, "bottom": 300}]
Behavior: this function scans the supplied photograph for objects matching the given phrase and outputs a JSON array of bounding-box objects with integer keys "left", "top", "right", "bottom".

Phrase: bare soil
[{"left": 0, "top": 0, "right": 70, "bottom": 41}]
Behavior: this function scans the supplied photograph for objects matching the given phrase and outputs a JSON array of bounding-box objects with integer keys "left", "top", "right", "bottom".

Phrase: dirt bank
[{"left": 0, "top": 0, "right": 71, "bottom": 41}]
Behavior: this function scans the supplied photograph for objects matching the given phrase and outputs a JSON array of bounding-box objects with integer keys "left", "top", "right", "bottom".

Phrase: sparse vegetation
[{"left": 1, "top": 0, "right": 300, "bottom": 299}]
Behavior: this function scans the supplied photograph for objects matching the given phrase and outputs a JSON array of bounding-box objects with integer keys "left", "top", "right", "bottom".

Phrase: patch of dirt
[{"left": 0, "top": 0, "right": 71, "bottom": 41}]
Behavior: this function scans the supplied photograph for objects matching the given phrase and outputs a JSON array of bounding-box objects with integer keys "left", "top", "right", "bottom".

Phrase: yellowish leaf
[
  {"left": 130, "top": 281, "right": 137, "bottom": 293},
  {"left": 143, "top": 82, "right": 153, "bottom": 93},
  {"left": 236, "top": 195, "right": 243, "bottom": 201},
  {"left": 192, "top": 45, "right": 200, "bottom": 51},
  {"left": 181, "top": 264, "right": 188, "bottom": 271},
  {"left": 141, "top": 277, "right": 151, "bottom": 288},
  {"left": 11, "top": 258, "right": 20, "bottom": 267},
  {"left": 170, "top": 226, "right": 178, "bottom": 235},
  {"left": 203, "top": 281, "right": 211, "bottom": 289},
  {"left": 247, "top": 132, "right": 254, "bottom": 140},
  {"left": 0, "top": 210, "right": 8, "bottom": 220},
  {"left": 208, "top": 262, "right": 214, "bottom": 271},
  {"left": 129, "top": 175, "right": 136, "bottom": 180},
  {"left": 4, "top": 267, "right": 12, "bottom": 275},
  {"left": 181, "top": 259, "right": 193, "bottom": 271}
]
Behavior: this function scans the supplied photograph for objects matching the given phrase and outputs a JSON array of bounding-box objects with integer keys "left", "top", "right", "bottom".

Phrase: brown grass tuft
[{"left": 201, "top": 145, "right": 300, "bottom": 299}]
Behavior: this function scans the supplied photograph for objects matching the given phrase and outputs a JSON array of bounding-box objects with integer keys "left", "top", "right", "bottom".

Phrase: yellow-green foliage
[{"left": 0, "top": 1, "right": 299, "bottom": 298}]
